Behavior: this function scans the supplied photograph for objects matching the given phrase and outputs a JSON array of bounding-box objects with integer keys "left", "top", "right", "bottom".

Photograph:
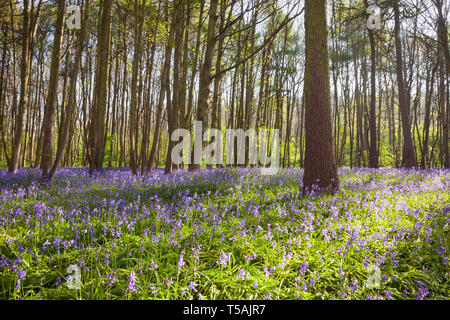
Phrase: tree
[
  {"left": 147, "top": 1, "right": 174, "bottom": 172},
  {"left": 165, "top": 0, "right": 184, "bottom": 174},
  {"left": 48, "top": 0, "right": 90, "bottom": 181},
  {"left": 9, "top": 0, "right": 31, "bottom": 173},
  {"left": 364, "top": 0, "right": 379, "bottom": 168},
  {"left": 129, "top": 0, "right": 146, "bottom": 175},
  {"left": 393, "top": 0, "right": 416, "bottom": 168},
  {"left": 89, "top": 0, "right": 112, "bottom": 173},
  {"left": 302, "top": 0, "right": 339, "bottom": 193},
  {"left": 40, "top": 0, "right": 66, "bottom": 180},
  {"left": 189, "top": 0, "right": 218, "bottom": 171}
]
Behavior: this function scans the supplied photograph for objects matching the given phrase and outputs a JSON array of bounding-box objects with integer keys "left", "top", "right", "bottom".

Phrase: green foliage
[{"left": 0, "top": 168, "right": 448, "bottom": 300}]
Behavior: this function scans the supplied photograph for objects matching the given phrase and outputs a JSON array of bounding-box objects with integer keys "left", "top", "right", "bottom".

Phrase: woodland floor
[{"left": 0, "top": 167, "right": 449, "bottom": 300}]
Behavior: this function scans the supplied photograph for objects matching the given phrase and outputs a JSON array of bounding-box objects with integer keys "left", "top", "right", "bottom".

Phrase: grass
[{"left": 0, "top": 167, "right": 448, "bottom": 300}]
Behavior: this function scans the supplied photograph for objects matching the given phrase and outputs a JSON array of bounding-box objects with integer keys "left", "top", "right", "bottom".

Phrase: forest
[{"left": 0, "top": 0, "right": 449, "bottom": 301}]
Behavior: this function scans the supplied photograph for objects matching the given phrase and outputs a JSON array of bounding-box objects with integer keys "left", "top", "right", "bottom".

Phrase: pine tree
[{"left": 303, "top": 0, "right": 339, "bottom": 193}]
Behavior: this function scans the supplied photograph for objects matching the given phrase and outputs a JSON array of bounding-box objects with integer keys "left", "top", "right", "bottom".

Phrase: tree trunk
[
  {"left": 364, "top": 0, "right": 378, "bottom": 168},
  {"left": 9, "top": 0, "right": 31, "bottom": 173},
  {"left": 393, "top": 0, "right": 416, "bottom": 168},
  {"left": 40, "top": 0, "right": 66, "bottom": 180},
  {"left": 129, "top": 0, "right": 145, "bottom": 175},
  {"left": 302, "top": 0, "right": 339, "bottom": 193},
  {"left": 165, "top": 0, "right": 184, "bottom": 174},
  {"left": 148, "top": 1, "right": 174, "bottom": 172},
  {"left": 48, "top": 0, "right": 89, "bottom": 181},
  {"left": 189, "top": 0, "right": 218, "bottom": 171},
  {"left": 90, "top": 0, "right": 112, "bottom": 173}
]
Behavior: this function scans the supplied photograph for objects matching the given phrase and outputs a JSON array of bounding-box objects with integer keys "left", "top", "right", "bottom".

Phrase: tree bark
[
  {"left": 393, "top": 0, "right": 416, "bottom": 168},
  {"left": 189, "top": 0, "right": 218, "bottom": 171},
  {"left": 129, "top": 0, "right": 145, "bottom": 175},
  {"left": 303, "top": 0, "right": 339, "bottom": 193},
  {"left": 9, "top": 0, "right": 31, "bottom": 173},
  {"left": 364, "top": 0, "right": 378, "bottom": 168},
  {"left": 40, "top": 0, "right": 66, "bottom": 180},
  {"left": 90, "top": 0, "right": 112, "bottom": 173},
  {"left": 48, "top": 0, "right": 89, "bottom": 181}
]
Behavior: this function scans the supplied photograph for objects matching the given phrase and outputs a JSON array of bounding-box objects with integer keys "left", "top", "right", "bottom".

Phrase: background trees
[{"left": 0, "top": 0, "right": 448, "bottom": 179}]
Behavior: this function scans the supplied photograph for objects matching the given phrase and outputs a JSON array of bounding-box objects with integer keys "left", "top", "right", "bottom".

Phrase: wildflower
[
  {"left": 218, "top": 252, "right": 231, "bottom": 267},
  {"left": 126, "top": 271, "right": 138, "bottom": 295},
  {"left": 42, "top": 240, "right": 51, "bottom": 251},
  {"left": 56, "top": 276, "right": 61, "bottom": 287},
  {"left": 104, "top": 253, "right": 110, "bottom": 267},
  {"left": 187, "top": 281, "right": 198, "bottom": 292},
  {"left": 165, "top": 277, "right": 173, "bottom": 287},
  {"left": 236, "top": 269, "right": 249, "bottom": 281},
  {"left": 178, "top": 250, "right": 186, "bottom": 272},
  {"left": 15, "top": 268, "right": 26, "bottom": 290},
  {"left": 384, "top": 290, "right": 393, "bottom": 299},
  {"left": 149, "top": 261, "right": 158, "bottom": 271},
  {"left": 262, "top": 291, "right": 271, "bottom": 300},
  {"left": 149, "top": 284, "right": 158, "bottom": 295},
  {"left": 309, "top": 276, "right": 315, "bottom": 287},
  {"left": 402, "top": 289, "right": 408, "bottom": 297},
  {"left": 299, "top": 262, "right": 309, "bottom": 276},
  {"left": 182, "top": 281, "right": 198, "bottom": 296},
  {"left": 416, "top": 281, "right": 429, "bottom": 299},
  {"left": 349, "top": 281, "right": 358, "bottom": 293},
  {"left": 443, "top": 204, "right": 449, "bottom": 215},
  {"left": 0, "top": 256, "right": 8, "bottom": 267},
  {"left": 245, "top": 253, "right": 256, "bottom": 263},
  {"left": 263, "top": 265, "right": 275, "bottom": 279},
  {"left": 105, "top": 271, "right": 116, "bottom": 286},
  {"left": 192, "top": 245, "right": 202, "bottom": 263}
]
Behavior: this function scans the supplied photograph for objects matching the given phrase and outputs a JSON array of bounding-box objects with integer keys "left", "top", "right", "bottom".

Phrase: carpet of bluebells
[{"left": 0, "top": 167, "right": 449, "bottom": 300}]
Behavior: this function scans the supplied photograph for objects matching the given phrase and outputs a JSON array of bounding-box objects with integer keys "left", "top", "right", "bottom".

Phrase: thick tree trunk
[{"left": 302, "top": 0, "right": 339, "bottom": 193}]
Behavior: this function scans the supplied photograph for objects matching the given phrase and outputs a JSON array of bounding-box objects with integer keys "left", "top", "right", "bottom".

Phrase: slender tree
[
  {"left": 189, "top": 0, "right": 218, "bottom": 171},
  {"left": 393, "top": 0, "right": 416, "bottom": 168},
  {"left": 90, "top": 0, "right": 112, "bottom": 173},
  {"left": 9, "top": 0, "right": 31, "bottom": 173},
  {"left": 48, "top": 0, "right": 90, "bottom": 181},
  {"left": 40, "top": 0, "right": 66, "bottom": 180},
  {"left": 364, "top": 0, "right": 379, "bottom": 168}
]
